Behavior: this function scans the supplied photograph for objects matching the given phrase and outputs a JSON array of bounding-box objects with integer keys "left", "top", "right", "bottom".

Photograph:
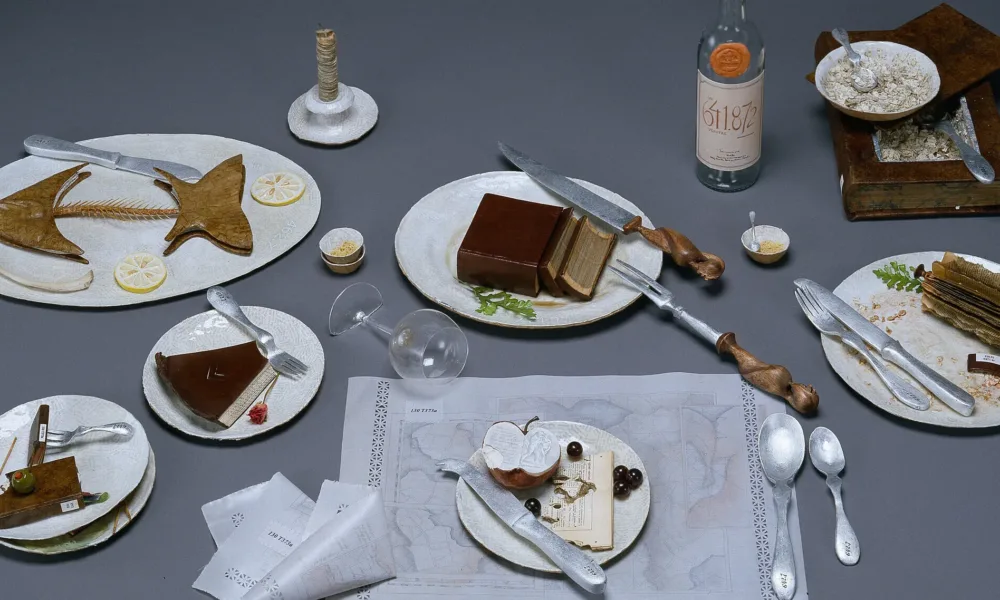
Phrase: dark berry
[
  {"left": 524, "top": 498, "right": 541, "bottom": 516},
  {"left": 627, "top": 468, "right": 643, "bottom": 489},
  {"left": 613, "top": 465, "right": 629, "bottom": 482},
  {"left": 614, "top": 480, "right": 631, "bottom": 498},
  {"left": 566, "top": 441, "right": 583, "bottom": 458}
]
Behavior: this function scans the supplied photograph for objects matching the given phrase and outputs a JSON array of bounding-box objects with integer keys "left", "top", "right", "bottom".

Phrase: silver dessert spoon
[
  {"left": 809, "top": 427, "right": 860, "bottom": 566},
  {"left": 831, "top": 28, "right": 878, "bottom": 93},
  {"left": 935, "top": 120, "right": 995, "bottom": 184},
  {"left": 759, "top": 414, "right": 805, "bottom": 600},
  {"left": 749, "top": 211, "right": 760, "bottom": 251}
]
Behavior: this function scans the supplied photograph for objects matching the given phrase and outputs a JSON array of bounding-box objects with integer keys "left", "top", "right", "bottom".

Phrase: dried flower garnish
[{"left": 249, "top": 403, "right": 268, "bottom": 425}]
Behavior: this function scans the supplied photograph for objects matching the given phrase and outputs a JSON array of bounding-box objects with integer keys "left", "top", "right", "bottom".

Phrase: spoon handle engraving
[
  {"left": 827, "top": 476, "right": 860, "bottom": 565},
  {"left": 771, "top": 483, "right": 797, "bottom": 600}
]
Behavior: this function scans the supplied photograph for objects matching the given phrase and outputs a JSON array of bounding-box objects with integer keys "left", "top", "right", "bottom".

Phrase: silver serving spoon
[
  {"left": 831, "top": 28, "right": 878, "bottom": 93},
  {"left": 759, "top": 414, "right": 804, "bottom": 600},
  {"left": 935, "top": 121, "right": 995, "bottom": 184},
  {"left": 809, "top": 427, "right": 860, "bottom": 566},
  {"left": 749, "top": 211, "right": 760, "bottom": 251}
]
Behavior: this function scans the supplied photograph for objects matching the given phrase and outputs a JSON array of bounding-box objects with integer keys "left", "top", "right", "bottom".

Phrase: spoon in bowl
[
  {"left": 758, "top": 414, "right": 805, "bottom": 600},
  {"left": 748, "top": 211, "right": 760, "bottom": 252},
  {"left": 832, "top": 28, "right": 878, "bottom": 93},
  {"left": 809, "top": 427, "right": 860, "bottom": 566}
]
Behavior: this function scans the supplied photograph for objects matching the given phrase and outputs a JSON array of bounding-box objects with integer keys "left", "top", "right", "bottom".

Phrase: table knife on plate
[
  {"left": 498, "top": 141, "right": 725, "bottom": 280},
  {"left": 438, "top": 459, "right": 607, "bottom": 595},
  {"left": 794, "top": 278, "right": 975, "bottom": 416},
  {"left": 24, "top": 134, "right": 202, "bottom": 182}
]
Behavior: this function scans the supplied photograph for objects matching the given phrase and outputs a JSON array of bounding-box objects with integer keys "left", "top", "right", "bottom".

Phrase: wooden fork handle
[
  {"left": 623, "top": 217, "right": 725, "bottom": 280},
  {"left": 716, "top": 332, "right": 819, "bottom": 414}
]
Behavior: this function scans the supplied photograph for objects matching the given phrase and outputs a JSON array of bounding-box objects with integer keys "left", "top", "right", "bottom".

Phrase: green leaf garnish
[
  {"left": 872, "top": 261, "right": 923, "bottom": 293},
  {"left": 470, "top": 286, "right": 537, "bottom": 320}
]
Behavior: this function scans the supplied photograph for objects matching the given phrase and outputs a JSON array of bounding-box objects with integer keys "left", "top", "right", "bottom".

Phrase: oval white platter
[
  {"left": 142, "top": 306, "right": 325, "bottom": 441},
  {"left": 395, "top": 172, "right": 663, "bottom": 329},
  {"left": 0, "top": 396, "right": 150, "bottom": 540},
  {"left": 0, "top": 446, "right": 155, "bottom": 554},
  {"left": 0, "top": 134, "right": 321, "bottom": 307},
  {"left": 456, "top": 421, "right": 649, "bottom": 572},
  {"left": 822, "top": 251, "right": 1000, "bottom": 428}
]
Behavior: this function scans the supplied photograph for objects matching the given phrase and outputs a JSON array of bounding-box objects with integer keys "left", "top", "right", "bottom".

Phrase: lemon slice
[
  {"left": 114, "top": 253, "right": 167, "bottom": 294},
  {"left": 251, "top": 172, "right": 306, "bottom": 206}
]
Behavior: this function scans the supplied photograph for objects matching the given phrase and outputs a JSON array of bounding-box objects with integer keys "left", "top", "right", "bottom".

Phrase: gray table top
[{"left": 2, "top": 1, "right": 999, "bottom": 598}]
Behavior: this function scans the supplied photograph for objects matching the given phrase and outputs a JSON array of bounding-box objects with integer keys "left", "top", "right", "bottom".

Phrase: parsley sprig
[
  {"left": 470, "top": 286, "right": 537, "bottom": 320},
  {"left": 872, "top": 261, "right": 923, "bottom": 293}
]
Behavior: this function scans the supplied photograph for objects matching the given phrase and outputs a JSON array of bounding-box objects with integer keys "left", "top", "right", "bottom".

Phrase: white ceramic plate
[
  {"left": 456, "top": 421, "right": 649, "bottom": 572},
  {"left": 821, "top": 251, "right": 1000, "bottom": 428},
  {"left": 395, "top": 172, "right": 663, "bottom": 329},
  {"left": 142, "top": 307, "right": 324, "bottom": 441},
  {"left": 0, "top": 446, "right": 155, "bottom": 554},
  {"left": 0, "top": 134, "right": 321, "bottom": 307},
  {"left": 0, "top": 396, "right": 150, "bottom": 540},
  {"left": 815, "top": 41, "right": 940, "bottom": 122}
]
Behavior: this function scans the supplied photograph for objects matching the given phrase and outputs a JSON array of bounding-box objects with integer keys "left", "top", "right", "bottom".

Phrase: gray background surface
[{"left": 1, "top": 1, "right": 998, "bottom": 598}]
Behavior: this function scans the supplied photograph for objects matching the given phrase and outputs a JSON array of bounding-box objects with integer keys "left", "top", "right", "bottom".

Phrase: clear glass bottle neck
[{"left": 716, "top": 0, "right": 746, "bottom": 23}]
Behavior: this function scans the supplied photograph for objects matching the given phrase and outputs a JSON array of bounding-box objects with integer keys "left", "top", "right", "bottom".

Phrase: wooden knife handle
[
  {"left": 716, "top": 332, "right": 819, "bottom": 414},
  {"left": 623, "top": 217, "right": 725, "bottom": 280}
]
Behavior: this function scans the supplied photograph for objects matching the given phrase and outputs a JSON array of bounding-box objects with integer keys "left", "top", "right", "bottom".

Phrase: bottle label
[{"left": 697, "top": 70, "right": 764, "bottom": 171}]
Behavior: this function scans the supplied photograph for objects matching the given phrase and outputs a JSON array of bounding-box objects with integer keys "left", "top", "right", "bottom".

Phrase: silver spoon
[
  {"left": 759, "top": 414, "right": 804, "bottom": 600},
  {"left": 831, "top": 28, "right": 878, "bottom": 93},
  {"left": 749, "top": 211, "right": 760, "bottom": 252},
  {"left": 935, "top": 121, "right": 995, "bottom": 184},
  {"left": 809, "top": 427, "right": 860, "bottom": 566}
]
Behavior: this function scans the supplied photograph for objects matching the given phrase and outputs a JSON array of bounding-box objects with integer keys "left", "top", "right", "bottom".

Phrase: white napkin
[{"left": 195, "top": 475, "right": 395, "bottom": 600}]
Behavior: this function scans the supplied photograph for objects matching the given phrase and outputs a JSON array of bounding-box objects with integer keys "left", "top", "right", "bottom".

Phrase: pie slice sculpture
[
  {"left": 0, "top": 164, "right": 91, "bottom": 263},
  {"left": 155, "top": 155, "right": 253, "bottom": 256}
]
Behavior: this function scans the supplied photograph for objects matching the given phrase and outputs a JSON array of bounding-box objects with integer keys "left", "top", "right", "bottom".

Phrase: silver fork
[
  {"left": 207, "top": 286, "right": 308, "bottom": 379},
  {"left": 46, "top": 422, "right": 134, "bottom": 449},
  {"left": 795, "top": 289, "right": 929, "bottom": 411}
]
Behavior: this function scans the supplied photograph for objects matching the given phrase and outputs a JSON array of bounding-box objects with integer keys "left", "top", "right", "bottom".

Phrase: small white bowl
[
  {"left": 319, "top": 228, "right": 364, "bottom": 264},
  {"left": 322, "top": 246, "right": 365, "bottom": 274},
  {"left": 815, "top": 41, "right": 940, "bottom": 122},
  {"left": 742, "top": 225, "right": 789, "bottom": 264}
]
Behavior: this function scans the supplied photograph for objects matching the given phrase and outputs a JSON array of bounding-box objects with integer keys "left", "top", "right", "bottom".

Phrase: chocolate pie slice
[{"left": 155, "top": 342, "right": 277, "bottom": 427}]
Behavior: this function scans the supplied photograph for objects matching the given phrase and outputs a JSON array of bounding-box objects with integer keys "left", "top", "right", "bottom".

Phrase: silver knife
[
  {"left": 24, "top": 135, "right": 202, "bottom": 182},
  {"left": 795, "top": 278, "right": 975, "bottom": 416},
  {"left": 438, "top": 459, "right": 607, "bottom": 595},
  {"left": 498, "top": 141, "right": 725, "bottom": 281}
]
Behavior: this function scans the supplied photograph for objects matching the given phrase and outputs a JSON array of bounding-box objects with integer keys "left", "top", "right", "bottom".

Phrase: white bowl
[
  {"left": 741, "top": 225, "right": 789, "bottom": 264},
  {"left": 319, "top": 228, "right": 364, "bottom": 264},
  {"left": 815, "top": 41, "right": 940, "bottom": 122}
]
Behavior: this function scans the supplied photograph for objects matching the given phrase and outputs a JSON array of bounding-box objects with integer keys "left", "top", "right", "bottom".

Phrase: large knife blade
[
  {"left": 438, "top": 459, "right": 607, "bottom": 595},
  {"left": 498, "top": 141, "right": 725, "bottom": 280},
  {"left": 795, "top": 278, "right": 975, "bottom": 416},
  {"left": 24, "top": 135, "right": 202, "bottom": 182}
]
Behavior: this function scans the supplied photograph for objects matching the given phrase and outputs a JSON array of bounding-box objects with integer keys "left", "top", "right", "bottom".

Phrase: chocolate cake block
[{"left": 457, "top": 194, "right": 572, "bottom": 297}]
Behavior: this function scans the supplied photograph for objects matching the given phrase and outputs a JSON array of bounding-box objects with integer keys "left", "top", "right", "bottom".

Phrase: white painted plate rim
[
  {"left": 821, "top": 251, "right": 1000, "bottom": 428},
  {"left": 0, "top": 133, "right": 321, "bottom": 307},
  {"left": 394, "top": 171, "right": 663, "bottom": 329},
  {"left": 141, "top": 306, "right": 325, "bottom": 441},
  {"left": 455, "top": 420, "right": 650, "bottom": 572},
  {"left": 0, "top": 396, "right": 150, "bottom": 540}
]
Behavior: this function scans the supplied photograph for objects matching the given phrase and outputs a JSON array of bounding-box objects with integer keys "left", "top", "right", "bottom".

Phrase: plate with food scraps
[
  {"left": 0, "top": 134, "right": 320, "bottom": 307},
  {"left": 0, "top": 446, "right": 155, "bottom": 554},
  {"left": 395, "top": 172, "right": 663, "bottom": 329},
  {"left": 0, "top": 396, "right": 150, "bottom": 540},
  {"left": 820, "top": 251, "right": 1000, "bottom": 427},
  {"left": 455, "top": 420, "right": 649, "bottom": 572},
  {"left": 142, "top": 306, "right": 324, "bottom": 441}
]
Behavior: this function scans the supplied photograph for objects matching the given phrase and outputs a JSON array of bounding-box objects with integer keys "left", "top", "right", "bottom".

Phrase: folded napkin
[{"left": 194, "top": 474, "right": 395, "bottom": 600}]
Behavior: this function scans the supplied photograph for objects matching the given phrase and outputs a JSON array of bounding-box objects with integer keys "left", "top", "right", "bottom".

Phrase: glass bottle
[{"left": 696, "top": 0, "right": 766, "bottom": 192}]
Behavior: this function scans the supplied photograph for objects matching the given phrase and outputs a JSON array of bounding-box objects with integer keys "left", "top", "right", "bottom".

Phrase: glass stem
[{"left": 363, "top": 315, "right": 394, "bottom": 337}]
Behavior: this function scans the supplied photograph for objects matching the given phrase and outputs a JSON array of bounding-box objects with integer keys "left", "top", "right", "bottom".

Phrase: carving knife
[
  {"left": 498, "top": 141, "right": 725, "bottom": 280},
  {"left": 438, "top": 459, "right": 607, "bottom": 595},
  {"left": 795, "top": 278, "right": 975, "bottom": 416},
  {"left": 23, "top": 135, "right": 202, "bottom": 182}
]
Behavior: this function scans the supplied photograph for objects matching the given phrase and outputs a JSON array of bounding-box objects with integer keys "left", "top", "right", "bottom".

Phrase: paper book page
[
  {"left": 338, "top": 373, "right": 809, "bottom": 600},
  {"left": 541, "top": 450, "right": 613, "bottom": 550},
  {"left": 193, "top": 473, "right": 315, "bottom": 600}
]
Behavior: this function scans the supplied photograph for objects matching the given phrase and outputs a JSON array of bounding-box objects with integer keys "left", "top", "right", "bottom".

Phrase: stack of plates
[{"left": 0, "top": 396, "right": 153, "bottom": 555}]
